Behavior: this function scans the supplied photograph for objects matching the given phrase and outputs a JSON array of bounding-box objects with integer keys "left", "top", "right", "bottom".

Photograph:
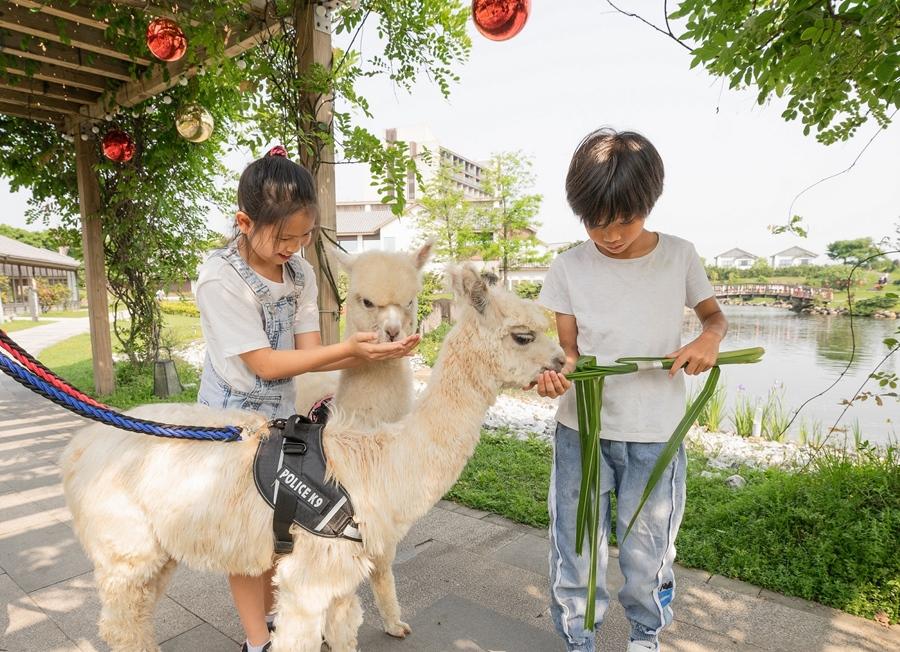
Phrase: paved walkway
[
  {"left": 1, "top": 323, "right": 899, "bottom": 651},
  {"left": 3, "top": 317, "right": 92, "bottom": 356}
]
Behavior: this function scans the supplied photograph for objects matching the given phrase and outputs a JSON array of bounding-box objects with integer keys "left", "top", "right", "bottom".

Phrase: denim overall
[{"left": 197, "top": 246, "right": 308, "bottom": 421}]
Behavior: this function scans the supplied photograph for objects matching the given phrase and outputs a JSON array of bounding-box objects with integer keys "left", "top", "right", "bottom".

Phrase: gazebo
[{"left": 0, "top": 0, "right": 340, "bottom": 394}]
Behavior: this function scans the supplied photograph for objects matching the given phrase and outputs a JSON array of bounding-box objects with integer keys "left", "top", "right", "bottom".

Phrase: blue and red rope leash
[{"left": 0, "top": 329, "right": 242, "bottom": 441}]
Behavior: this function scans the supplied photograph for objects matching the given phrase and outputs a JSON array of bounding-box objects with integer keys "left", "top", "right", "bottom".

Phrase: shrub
[
  {"left": 513, "top": 280, "right": 542, "bottom": 300},
  {"left": 159, "top": 300, "right": 200, "bottom": 318},
  {"left": 419, "top": 320, "right": 452, "bottom": 366},
  {"left": 854, "top": 295, "right": 898, "bottom": 316}
]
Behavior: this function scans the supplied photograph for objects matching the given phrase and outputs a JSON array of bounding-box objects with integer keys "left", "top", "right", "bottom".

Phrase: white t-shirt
[
  {"left": 538, "top": 233, "right": 714, "bottom": 443},
  {"left": 195, "top": 253, "right": 320, "bottom": 393}
]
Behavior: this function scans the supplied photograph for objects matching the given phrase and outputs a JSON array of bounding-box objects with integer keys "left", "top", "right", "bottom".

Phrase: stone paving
[{"left": 1, "top": 321, "right": 899, "bottom": 651}]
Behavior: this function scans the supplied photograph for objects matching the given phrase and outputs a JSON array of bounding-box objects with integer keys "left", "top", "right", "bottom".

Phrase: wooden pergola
[{"left": 0, "top": 1, "right": 340, "bottom": 395}]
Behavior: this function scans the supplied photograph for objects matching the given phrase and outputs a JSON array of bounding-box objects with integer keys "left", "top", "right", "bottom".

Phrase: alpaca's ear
[
  {"left": 447, "top": 264, "right": 490, "bottom": 314},
  {"left": 412, "top": 240, "right": 434, "bottom": 270},
  {"left": 328, "top": 245, "right": 354, "bottom": 272}
]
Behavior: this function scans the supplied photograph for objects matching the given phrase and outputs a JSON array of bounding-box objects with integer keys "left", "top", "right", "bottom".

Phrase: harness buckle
[
  {"left": 268, "top": 418, "right": 287, "bottom": 430},
  {"left": 283, "top": 441, "right": 308, "bottom": 455}
]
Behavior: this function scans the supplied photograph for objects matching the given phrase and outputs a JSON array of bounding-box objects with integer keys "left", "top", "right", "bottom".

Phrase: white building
[
  {"left": 0, "top": 235, "right": 80, "bottom": 316},
  {"left": 385, "top": 125, "right": 491, "bottom": 202},
  {"left": 771, "top": 246, "right": 818, "bottom": 268},
  {"left": 337, "top": 127, "right": 561, "bottom": 290},
  {"left": 715, "top": 247, "right": 758, "bottom": 269}
]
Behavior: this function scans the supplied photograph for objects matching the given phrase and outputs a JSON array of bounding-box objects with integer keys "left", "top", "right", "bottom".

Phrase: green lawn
[
  {"left": 1, "top": 319, "right": 53, "bottom": 332},
  {"left": 447, "top": 432, "right": 900, "bottom": 624},
  {"left": 38, "top": 313, "right": 202, "bottom": 409},
  {"left": 42, "top": 309, "right": 89, "bottom": 318}
]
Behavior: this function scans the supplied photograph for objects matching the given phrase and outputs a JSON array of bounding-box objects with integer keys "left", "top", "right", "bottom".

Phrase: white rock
[{"left": 725, "top": 474, "right": 746, "bottom": 489}]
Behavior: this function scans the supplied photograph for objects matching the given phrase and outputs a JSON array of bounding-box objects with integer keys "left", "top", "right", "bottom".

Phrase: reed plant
[
  {"left": 697, "top": 384, "right": 726, "bottom": 431},
  {"left": 762, "top": 387, "right": 791, "bottom": 442},
  {"left": 730, "top": 390, "right": 756, "bottom": 437},
  {"left": 798, "top": 417, "right": 825, "bottom": 447}
]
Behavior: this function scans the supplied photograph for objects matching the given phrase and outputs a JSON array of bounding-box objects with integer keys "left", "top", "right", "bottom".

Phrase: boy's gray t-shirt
[{"left": 538, "top": 233, "right": 714, "bottom": 443}]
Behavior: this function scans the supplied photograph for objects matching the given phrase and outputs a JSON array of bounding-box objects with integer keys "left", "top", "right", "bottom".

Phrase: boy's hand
[
  {"left": 534, "top": 370, "right": 572, "bottom": 398},
  {"left": 665, "top": 331, "right": 722, "bottom": 377},
  {"left": 348, "top": 332, "right": 417, "bottom": 361}
]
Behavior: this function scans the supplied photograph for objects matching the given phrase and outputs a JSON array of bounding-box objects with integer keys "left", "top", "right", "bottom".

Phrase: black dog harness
[{"left": 253, "top": 415, "right": 361, "bottom": 553}]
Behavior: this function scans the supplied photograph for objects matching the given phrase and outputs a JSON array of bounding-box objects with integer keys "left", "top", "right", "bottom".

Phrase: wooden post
[
  {"left": 297, "top": 1, "right": 339, "bottom": 345},
  {"left": 74, "top": 133, "right": 115, "bottom": 394}
]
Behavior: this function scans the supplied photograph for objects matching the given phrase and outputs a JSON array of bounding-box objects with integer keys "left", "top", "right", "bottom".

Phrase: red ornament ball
[
  {"left": 146, "top": 18, "right": 187, "bottom": 62},
  {"left": 102, "top": 130, "right": 135, "bottom": 163},
  {"left": 472, "top": 0, "right": 530, "bottom": 41}
]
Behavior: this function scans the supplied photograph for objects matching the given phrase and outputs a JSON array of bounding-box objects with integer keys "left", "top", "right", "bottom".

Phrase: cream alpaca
[
  {"left": 294, "top": 243, "right": 431, "bottom": 638},
  {"left": 61, "top": 264, "right": 564, "bottom": 652}
]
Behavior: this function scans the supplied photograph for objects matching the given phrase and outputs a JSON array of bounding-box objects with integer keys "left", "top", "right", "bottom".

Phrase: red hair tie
[{"left": 267, "top": 144, "right": 288, "bottom": 158}]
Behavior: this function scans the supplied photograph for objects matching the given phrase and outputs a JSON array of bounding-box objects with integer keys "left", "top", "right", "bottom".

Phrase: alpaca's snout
[
  {"left": 386, "top": 326, "right": 400, "bottom": 341},
  {"left": 542, "top": 354, "right": 565, "bottom": 374}
]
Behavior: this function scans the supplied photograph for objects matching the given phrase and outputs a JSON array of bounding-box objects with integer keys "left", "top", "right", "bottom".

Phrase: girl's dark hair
[
  {"left": 565, "top": 128, "right": 664, "bottom": 229},
  {"left": 235, "top": 151, "right": 318, "bottom": 241}
]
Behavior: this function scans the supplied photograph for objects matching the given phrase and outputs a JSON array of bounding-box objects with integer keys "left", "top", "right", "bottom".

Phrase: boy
[{"left": 534, "top": 128, "right": 727, "bottom": 652}]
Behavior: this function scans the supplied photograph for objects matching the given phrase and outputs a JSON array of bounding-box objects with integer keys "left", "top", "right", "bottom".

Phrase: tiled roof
[
  {"left": 0, "top": 234, "right": 80, "bottom": 269},
  {"left": 716, "top": 247, "right": 757, "bottom": 259},
  {"left": 336, "top": 207, "right": 397, "bottom": 235},
  {"left": 772, "top": 246, "right": 817, "bottom": 258}
]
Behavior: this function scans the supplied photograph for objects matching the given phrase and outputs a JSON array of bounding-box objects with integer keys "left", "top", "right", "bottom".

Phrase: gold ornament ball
[{"left": 175, "top": 103, "right": 214, "bottom": 143}]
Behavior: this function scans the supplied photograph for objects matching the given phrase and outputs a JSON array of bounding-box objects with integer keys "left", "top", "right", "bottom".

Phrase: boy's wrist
[{"left": 699, "top": 329, "right": 724, "bottom": 343}]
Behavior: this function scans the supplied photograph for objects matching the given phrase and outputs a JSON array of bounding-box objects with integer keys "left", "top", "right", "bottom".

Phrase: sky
[{"left": 2, "top": 1, "right": 898, "bottom": 262}]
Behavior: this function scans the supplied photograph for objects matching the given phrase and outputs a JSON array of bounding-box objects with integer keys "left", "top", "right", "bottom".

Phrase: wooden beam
[
  {"left": 12, "top": 0, "right": 113, "bottom": 32},
  {"left": 296, "top": 2, "right": 339, "bottom": 345},
  {"left": 76, "top": 17, "right": 282, "bottom": 121},
  {"left": 1, "top": 39, "right": 140, "bottom": 82},
  {"left": 0, "top": 74, "right": 99, "bottom": 104},
  {"left": 1, "top": 59, "right": 112, "bottom": 92},
  {"left": 0, "top": 3, "right": 152, "bottom": 66},
  {"left": 74, "top": 133, "right": 115, "bottom": 395},
  {"left": 0, "top": 99, "right": 64, "bottom": 122},
  {"left": 0, "top": 87, "right": 82, "bottom": 113}
]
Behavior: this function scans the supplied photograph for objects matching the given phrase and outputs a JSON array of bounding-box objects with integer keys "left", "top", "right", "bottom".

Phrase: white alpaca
[
  {"left": 295, "top": 243, "right": 432, "bottom": 638},
  {"left": 61, "top": 265, "right": 564, "bottom": 652},
  {"left": 295, "top": 242, "right": 432, "bottom": 427}
]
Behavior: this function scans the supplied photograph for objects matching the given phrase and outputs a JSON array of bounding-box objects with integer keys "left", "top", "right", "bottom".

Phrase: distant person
[{"left": 532, "top": 128, "right": 728, "bottom": 652}]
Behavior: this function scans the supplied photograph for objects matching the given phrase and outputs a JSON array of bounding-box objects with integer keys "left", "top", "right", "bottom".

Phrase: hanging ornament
[
  {"left": 104, "top": 113, "right": 113, "bottom": 122},
  {"left": 179, "top": 77, "right": 189, "bottom": 86},
  {"left": 175, "top": 103, "right": 214, "bottom": 143},
  {"left": 80, "top": 133, "right": 90, "bottom": 141},
  {"left": 146, "top": 18, "right": 187, "bottom": 62},
  {"left": 102, "top": 130, "right": 136, "bottom": 163},
  {"left": 472, "top": 0, "right": 530, "bottom": 41},
  {"left": 162, "top": 95, "right": 173, "bottom": 105},
  {"left": 236, "top": 58, "right": 247, "bottom": 70},
  {"left": 91, "top": 125, "right": 100, "bottom": 134}
]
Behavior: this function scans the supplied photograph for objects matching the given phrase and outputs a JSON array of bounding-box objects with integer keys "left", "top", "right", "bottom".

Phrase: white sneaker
[{"left": 626, "top": 641, "right": 659, "bottom": 652}]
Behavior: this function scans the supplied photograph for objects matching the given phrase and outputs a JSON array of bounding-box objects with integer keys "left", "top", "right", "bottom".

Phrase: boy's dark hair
[
  {"left": 565, "top": 128, "right": 664, "bottom": 229},
  {"left": 235, "top": 152, "right": 318, "bottom": 241}
]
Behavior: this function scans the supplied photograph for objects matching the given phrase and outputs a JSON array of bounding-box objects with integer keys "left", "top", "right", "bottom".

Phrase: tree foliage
[
  {"left": 671, "top": 0, "right": 900, "bottom": 143},
  {"left": 826, "top": 237, "right": 885, "bottom": 265},
  {"left": 476, "top": 152, "right": 547, "bottom": 281},
  {"left": 415, "top": 161, "right": 480, "bottom": 261},
  {"left": 0, "top": 0, "right": 471, "bottom": 367}
]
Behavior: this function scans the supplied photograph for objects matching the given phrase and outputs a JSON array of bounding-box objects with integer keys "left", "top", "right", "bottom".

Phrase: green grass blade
[
  {"left": 621, "top": 366, "right": 721, "bottom": 541},
  {"left": 583, "top": 435, "right": 602, "bottom": 629}
]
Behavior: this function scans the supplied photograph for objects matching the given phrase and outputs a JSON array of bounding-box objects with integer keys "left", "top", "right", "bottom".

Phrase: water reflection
[{"left": 682, "top": 306, "right": 898, "bottom": 445}]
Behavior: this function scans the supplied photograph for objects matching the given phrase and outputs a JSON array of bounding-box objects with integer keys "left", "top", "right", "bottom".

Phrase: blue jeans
[{"left": 548, "top": 423, "right": 687, "bottom": 651}]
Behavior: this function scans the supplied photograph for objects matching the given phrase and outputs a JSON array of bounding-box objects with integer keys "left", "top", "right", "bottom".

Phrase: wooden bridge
[{"left": 713, "top": 284, "right": 833, "bottom": 311}]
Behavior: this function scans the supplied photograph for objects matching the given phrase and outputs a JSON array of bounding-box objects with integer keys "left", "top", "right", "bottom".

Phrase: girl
[{"left": 195, "top": 145, "right": 419, "bottom": 652}]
